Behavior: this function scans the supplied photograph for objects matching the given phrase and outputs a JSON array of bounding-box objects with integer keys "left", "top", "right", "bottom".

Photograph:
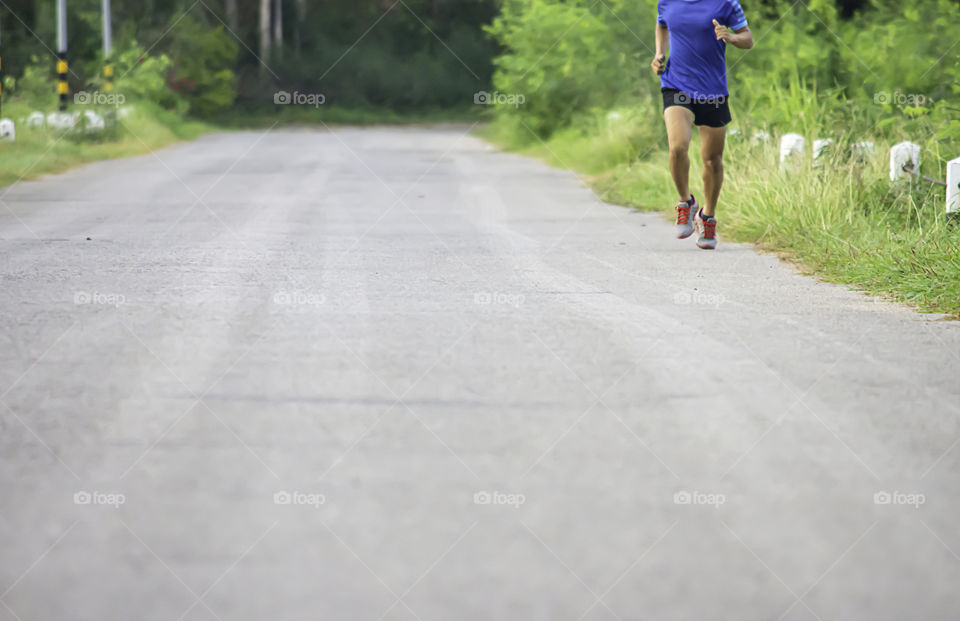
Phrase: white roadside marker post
[
  {"left": 779, "top": 133, "right": 805, "bottom": 171},
  {"left": 947, "top": 157, "right": 960, "bottom": 214},
  {"left": 83, "top": 109, "right": 105, "bottom": 133},
  {"left": 813, "top": 138, "right": 834, "bottom": 160},
  {"left": 852, "top": 141, "right": 875, "bottom": 161},
  {"left": 813, "top": 138, "right": 834, "bottom": 168},
  {"left": 0, "top": 118, "right": 13, "bottom": 141},
  {"left": 889, "top": 142, "right": 922, "bottom": 182}
]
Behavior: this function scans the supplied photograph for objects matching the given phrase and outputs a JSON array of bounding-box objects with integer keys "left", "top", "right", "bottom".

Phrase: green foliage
[
  {"left": 488, "top": 0, "right": 960, "bottom": 142},
  {"left": 0, "top": 0, "right": 499, "bottom": 114},
  {"left": 486, "top": 0, "right": 634, "bottom": 135},
  {"left": 165, "top": 15, "right": 239, "bottom": 117},
  {"left": 2, "top": 55, "right": 56, "bottom": 107},
  {"left": 112, "top": 44, "right": 182, "bottom": 112},
  {"left": 283, "top": 1, "right": 498, "bottom": 110}
]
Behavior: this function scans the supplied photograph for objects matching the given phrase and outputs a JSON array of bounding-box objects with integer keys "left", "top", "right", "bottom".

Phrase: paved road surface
[{"left": 1, "top": 126, "right": 959, "bottom": 620}]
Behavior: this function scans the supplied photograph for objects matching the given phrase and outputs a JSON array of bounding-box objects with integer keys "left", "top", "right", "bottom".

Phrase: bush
[
  {"left": 112, "top": 44, "right": 182, "bottom": 113},
  {"left": 486, "top": 0, "right": 629, "bottom": 135},
  {"left": 3, "top": 55, "right": 59, "bottom": 109},
  {"left": 165, "top": 15, "right": 238, "bottom": 117}
]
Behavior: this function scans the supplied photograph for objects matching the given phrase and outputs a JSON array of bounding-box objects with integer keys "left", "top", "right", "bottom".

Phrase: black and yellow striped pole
[
  {"left": 57, "top": 0, "right": 68, "bottom": 111},
  {"left": 102, "top": 0, "right": 113, "bottom": 92}
]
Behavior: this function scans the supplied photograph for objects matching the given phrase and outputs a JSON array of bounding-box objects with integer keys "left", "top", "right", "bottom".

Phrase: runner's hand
[
  {"left": 651, "top": 54, "right": 666, "bottom": 75},
  {"left": 713, "top": 19, "right": 732, "bottom": 43}
]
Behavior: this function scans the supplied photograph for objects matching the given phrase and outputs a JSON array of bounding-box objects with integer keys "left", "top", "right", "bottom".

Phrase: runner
[{"left": 651, "top": 0, "right": 754, "bottom": 249}]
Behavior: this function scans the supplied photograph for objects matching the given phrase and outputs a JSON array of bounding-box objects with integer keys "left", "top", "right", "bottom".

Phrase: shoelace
[
  {"left": 701, "top": 219, "right": 716, "bottom": 238},
  {"left": 676, "top": 203, "right": 691, "bottom": 224}
]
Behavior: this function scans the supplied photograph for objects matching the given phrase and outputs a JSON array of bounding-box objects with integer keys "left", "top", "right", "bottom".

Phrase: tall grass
[
  {"left": 0, "top": 101, "right": 211, "bottom": 189},
  {"left": 718, "top": 137, "right": 959, "bottom": 314},
  {"left": 570, "top": 119, "right": 960, "bottom": 317}
]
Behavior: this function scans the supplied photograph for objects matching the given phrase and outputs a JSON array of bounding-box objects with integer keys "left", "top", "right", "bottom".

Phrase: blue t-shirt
[{"left": 657, "top": 0, "right": 748, "bottom": 99}]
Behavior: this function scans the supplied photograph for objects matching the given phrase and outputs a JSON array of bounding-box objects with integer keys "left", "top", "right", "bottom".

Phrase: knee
[
  {"left": 669, "top": 145, "right": 689, "bottom": 161},
  {"left": 702, "top": 155, "right": 723, "bottom": 171}
]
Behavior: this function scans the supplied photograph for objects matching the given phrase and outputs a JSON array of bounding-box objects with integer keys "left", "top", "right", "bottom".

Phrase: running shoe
[
  {"left": 695, "top": 208, "right": 717, "bottom": 250},
  {"left": 675, "top": 194, "right": 698, "bottom": 239}
]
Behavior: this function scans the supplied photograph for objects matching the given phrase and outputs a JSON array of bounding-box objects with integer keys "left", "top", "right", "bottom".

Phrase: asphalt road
[{"left": 1, "top": 126, "right": 959, "bottom": 621}]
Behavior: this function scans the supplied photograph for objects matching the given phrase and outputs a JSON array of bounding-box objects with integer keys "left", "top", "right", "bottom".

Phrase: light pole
[
  {"left": 57, "top": 0, "right": 68, "bottom": 111},
  {"left": 102, "top": 0, "right": 113, "bottom": 92}
]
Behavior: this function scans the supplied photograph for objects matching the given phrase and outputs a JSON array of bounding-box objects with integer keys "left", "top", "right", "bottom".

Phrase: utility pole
[
  {"left": 259, "top": 0, "right": 271, "bottom": 75},
  {"left": 57, "top": 0, "right": 68, "bottom": 111},
  {"left": 102, "top": 0, "right": 113, "bottom": 92}
]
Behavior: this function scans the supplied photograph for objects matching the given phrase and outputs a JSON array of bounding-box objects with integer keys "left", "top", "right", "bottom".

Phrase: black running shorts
[{"left": 661, "top": 88, "right": 732, "bottom": 128}]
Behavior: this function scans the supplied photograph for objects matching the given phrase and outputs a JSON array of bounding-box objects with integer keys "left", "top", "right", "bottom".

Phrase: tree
[{"left": 295, "top": 0, "right": 306, "bottom": 54}]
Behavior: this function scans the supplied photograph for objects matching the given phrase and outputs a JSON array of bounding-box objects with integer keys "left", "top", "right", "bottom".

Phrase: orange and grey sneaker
[
  {"left": 695, "top": 208, "right": 717, "bottom": 250},
  {"left": 675, "top": 194, "right": 698, "bottom": 239}
]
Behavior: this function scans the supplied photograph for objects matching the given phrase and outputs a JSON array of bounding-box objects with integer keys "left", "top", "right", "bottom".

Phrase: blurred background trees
[
  {"left": 0, "top": 0, "right": 500, "bottom": 116},
  {"left": 0, "top": 0, "right": 956, "bottom": 128}
]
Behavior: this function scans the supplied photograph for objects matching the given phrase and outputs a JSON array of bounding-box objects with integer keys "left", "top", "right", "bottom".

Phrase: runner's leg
[
  {"left": 665, "top": 106, "right": 694, "bottom": 202},
  {"left": 698, "top": 124, "right": 726, "bottom": 217}
]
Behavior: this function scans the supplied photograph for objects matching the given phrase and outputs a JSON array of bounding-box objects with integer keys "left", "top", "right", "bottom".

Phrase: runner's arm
[
  {"left": 652, "top": 24, "right": 669, "bottom": 74},
  {"left": 713, "top": 20, "right": 754, "bottom": 49}
]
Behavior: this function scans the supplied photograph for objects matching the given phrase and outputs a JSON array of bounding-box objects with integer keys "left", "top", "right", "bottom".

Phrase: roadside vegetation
[
  {"left": 481, "top": 0, "right": 960, "bottom": 317},
  {"left": 0, "top": 0, "right": 497, "bottom": 187}
]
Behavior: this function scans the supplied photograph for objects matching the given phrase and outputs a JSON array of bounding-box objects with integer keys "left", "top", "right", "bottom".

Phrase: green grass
[
  {"left": 477, "top": 104, "right": 667, "bottom": 174},
  {"left": 0, "top": 101, "right": 211, "bottom": 189},
  {"left": 479, "top": 107, "right": 960, "bottom": 318}
]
